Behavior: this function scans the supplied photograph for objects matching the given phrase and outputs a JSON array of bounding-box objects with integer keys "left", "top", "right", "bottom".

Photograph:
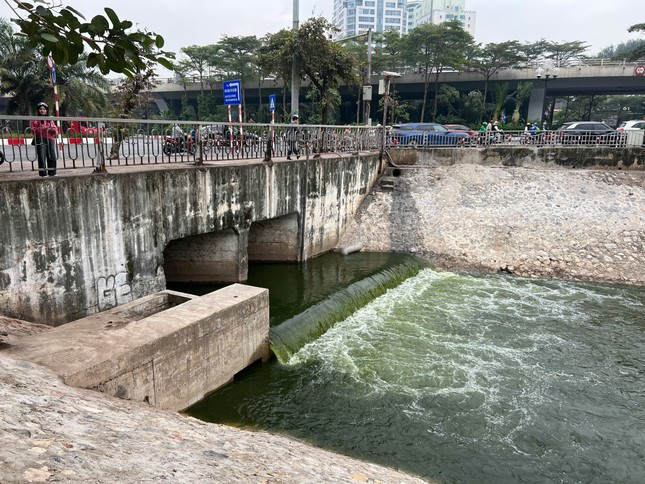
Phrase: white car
[{"left": 617, "top": 120, "right": 645, "bottom": 131}]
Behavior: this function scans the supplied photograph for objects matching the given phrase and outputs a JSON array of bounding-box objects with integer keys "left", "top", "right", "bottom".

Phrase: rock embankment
[
  {"left": 0, "top": 355, "right": 425, "bottom": 483},
  {"left": 339, "top": 163, "right": 645, "bottom": 285}
]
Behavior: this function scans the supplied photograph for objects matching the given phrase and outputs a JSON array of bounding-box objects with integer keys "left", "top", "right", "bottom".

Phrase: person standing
[
  {"left": 31, "top": 102, "right": 57, "bottom": 177},
  {"left": 286, "top": 113, "right": 300, "bottom": 160}
]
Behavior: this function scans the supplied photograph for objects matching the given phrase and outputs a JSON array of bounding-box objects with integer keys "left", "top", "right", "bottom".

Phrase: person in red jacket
[{"left": 30, "top": 102, "right": 57, "bottom": 177}]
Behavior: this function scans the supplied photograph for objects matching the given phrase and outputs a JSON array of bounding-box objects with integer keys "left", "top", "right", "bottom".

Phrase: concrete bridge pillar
[
  {"left": 527, "top": 86, "right": 546, "bottom": 123},
  {"left": 163, "top": 228, "right": 249, "bottom": 284},
  {"left": 151, "top": 93, "right": 170, "bottom": 114},
  {"left": 248, "top": 214, "right": 301, "bottom": 262}
]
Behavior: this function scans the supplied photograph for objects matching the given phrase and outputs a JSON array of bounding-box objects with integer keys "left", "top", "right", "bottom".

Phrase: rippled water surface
[{"left": 187, "top": 255, "right": 645, "bottom": 483}]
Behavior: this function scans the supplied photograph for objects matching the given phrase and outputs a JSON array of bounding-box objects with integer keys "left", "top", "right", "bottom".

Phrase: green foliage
[
  {"left": 405, "top": 20, "right": 474, "bottom": 121},
  {"left": 0, "top": 18, "right": 109, "bottom": 115},
  {"left": 179, "top": 93, "right": 196, "bottom": 120},
  {"left": 7, "top": 0, "right": 174, "bottom": 77},
  {"left": 491, "top": 82, "right": 510, "bottom": 120},
  {"left": 471, "top": 41, "right": 526, "bottom": 122},
  {"left": 624, "top": 23, "right": 645, "bottom": 60},
  {"left": 596, "top": 39, "right": 645, "bottom": 59},
  {"left": 258, "top": 18, "right": 358, "bottom": 124},
  {"left": 545, "top": 40, "right": 589, "bottom": 66},
  {"left": 511, "top": 82, "right": 533, "bottom": 124},
  {"left": 8, "top": 0, "right": 174, "bottom": 76}
]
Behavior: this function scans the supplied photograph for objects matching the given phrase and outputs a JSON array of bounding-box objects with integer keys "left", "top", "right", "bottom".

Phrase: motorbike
[{"left": 163, "top": 135, "right": 196, "bottom": 155}]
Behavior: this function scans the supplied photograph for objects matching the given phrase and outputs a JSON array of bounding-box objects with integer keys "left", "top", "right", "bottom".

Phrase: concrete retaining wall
[
  {"left": 0, "top": 155, "right": 380, "bottom": 325},
  {"left": 5, "top": 285, "right": 270, "bottom": 411},
  {"left": 339, "top": 148, "right": 645, "bottom": 285}
]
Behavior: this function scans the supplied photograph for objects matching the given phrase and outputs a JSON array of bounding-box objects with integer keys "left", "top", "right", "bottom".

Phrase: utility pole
[
  {"left": 291, "top": 0, "right": 300, "bottom": 118},
  {"left": 363, "top": 28, "right": 373, "bottom": 125}
]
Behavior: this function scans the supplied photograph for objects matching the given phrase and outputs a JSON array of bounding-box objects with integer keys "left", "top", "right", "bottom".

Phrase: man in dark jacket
[{"left": 286, "top": 114, "right": 300, "bottom": 160}]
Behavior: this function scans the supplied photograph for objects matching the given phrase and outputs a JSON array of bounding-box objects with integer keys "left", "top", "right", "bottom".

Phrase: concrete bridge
[{"left": 0, "top": 154, "right": 380, "bottom": 326}]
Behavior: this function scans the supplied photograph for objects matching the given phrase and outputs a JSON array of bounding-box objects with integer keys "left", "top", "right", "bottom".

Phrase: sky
[{"left": 0, "top": 0, "right": 643, "bottom": 77}]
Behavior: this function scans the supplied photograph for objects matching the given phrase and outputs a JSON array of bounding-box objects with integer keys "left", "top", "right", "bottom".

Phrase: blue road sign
[
  {"left": 269, "top": 94, "right": 276, "bottom": 112},
  {"left": 223, "top": 79, "right": 242, "bottom": 105}
]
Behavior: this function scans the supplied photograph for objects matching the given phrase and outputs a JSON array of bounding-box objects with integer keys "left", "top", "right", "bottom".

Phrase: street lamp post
[
  {"left": 291, "top": 0, "right": 300, "bottom": 118},
  {"left": 535, "top": 64, "right": 559, "bottom": 128},
  {"left": 380, "top": 71, "right": 401, "bottom": 171}
]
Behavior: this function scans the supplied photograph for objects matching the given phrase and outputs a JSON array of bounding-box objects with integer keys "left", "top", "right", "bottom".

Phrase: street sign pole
[
  {"left": 223, "top": 79, "right": 243, "bottom": 152},
  {"left": 227, "top": 105, "right": 233, "bottom": 149},
  {"left": 264, "top": 94, "right": 277, "bottom": 163},
  {"left": 238, "top": 104, "right": 244, "bottom": 145},
  {"left": 46, "top": 54, "right": 63, "bottom": 151}
]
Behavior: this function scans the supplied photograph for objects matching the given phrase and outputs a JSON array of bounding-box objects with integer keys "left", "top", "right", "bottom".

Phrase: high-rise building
[
  {"left": 406, "top": 0, "right": 476, "bottom": 36},
  {"left": 332, "top": 0, "right": 409, "bottom": 39}
]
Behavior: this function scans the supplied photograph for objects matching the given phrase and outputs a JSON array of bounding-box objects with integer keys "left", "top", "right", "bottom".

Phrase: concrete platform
[{"left": 4, "top": 284, "right": 270, "bottom": 411}]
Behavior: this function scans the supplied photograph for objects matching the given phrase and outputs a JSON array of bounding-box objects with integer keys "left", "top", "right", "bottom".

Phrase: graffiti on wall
[{"left": 96, "top": 272, "right": 132, "bottom": 311}]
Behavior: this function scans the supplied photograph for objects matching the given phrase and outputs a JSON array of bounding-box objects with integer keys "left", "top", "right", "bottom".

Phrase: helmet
[
  {"left": 292, "top": 113, "right": 299, "bottom": 119},
  {"left": 37, "top": 102, "right": 49, "bottom": 109}
]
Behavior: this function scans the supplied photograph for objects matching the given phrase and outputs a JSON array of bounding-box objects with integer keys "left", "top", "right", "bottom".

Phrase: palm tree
[
  {"left": 0, "top": 19, "right": 109, "bottom": 116},
  {"left": 0, "top": 18, "right": 50, "bottom": 114}
]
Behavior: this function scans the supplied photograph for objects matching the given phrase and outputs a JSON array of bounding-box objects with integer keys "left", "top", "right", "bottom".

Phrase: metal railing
[
  {"left": 0, "top": 115, "right": 382, "bottom": 173},
  {"left": 388, "top": 129, "right": 640, "bottom": 148},
  {"left": 2, "top": 116, "right": 642, "bottom": 174}
]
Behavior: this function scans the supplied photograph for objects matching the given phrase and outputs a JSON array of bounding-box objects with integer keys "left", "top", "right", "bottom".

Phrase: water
[{"left": 185, "top": 254, "right": 645, "bottom": 483}]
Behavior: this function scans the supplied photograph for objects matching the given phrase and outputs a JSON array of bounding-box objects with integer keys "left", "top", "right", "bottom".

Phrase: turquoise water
[{"left": 187, "top": 255, "right": 645, "bottom": 483}]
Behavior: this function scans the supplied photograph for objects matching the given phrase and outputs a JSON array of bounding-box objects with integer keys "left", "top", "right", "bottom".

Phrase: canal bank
[
  {"left": 338, "top": 155, "right": 645, "bottom": 285},
  {"left": 0, "top": 353, "right": 426, "bottom": 483}
]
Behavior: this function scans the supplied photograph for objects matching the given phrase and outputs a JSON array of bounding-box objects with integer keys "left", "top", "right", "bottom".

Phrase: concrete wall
[
  {"left": 339, "top": 147, "right": 645, "bottom": 285},
  {"left": 0, "top": 155, "right": 380, "bottom": 325},
  {"left": 5, "top": 285, "right": 270, "bottom": 411}
]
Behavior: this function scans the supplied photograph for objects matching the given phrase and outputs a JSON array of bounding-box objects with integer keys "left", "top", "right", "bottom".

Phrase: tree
[
  {"left": 258, "top": 18, "right": 358, "bottom": 124},
  {"left": 0, "top": 18, "right": 109, "bottom": 115},
  {"left": 491, "top": 82, "right": 510, "bottom": 121},
  {"left": 519, "top": 39, "right": 549, "bottom": 66},
  {"left": 215, "top": 35, "right": 261, "bottom": 120},
  {"left": 4, "top": 0, "right": 174, "bottom": 76},
  {"left": 107, "top": 60, "right": 158, "bottom": 160},
  {"left": 625, "top": 23, "right": 645, "bottom": 60},
  {"left": 405, "top": 20, "right": 473, "bottom": 122},
  {"left": 545, "top": 40, "right": 589, "bottom": 67},
  {"left": 471, "top": 41, "right": 525, "bottom": 122},
  {"left": 179, "top": 44, "right": 217, "bottom": 97},
  {"left": 596, "top": 39, "right": 645, "bottom": 60},
  {"left": 511, "top": 82, "right": 533, "bottom": 124}
]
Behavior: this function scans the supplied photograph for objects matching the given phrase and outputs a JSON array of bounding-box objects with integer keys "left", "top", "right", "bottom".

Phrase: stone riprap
[
  {"left": 339, "top": 158, "right": 645, "bottom": 284},
  {"left": 0, "top": 356, "right": 425, "bottom": 483}
]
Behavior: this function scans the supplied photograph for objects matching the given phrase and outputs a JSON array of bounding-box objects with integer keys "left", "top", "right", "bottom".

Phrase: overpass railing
[{"left": 0, "top": 115, "right": 382, "bottom": 173}]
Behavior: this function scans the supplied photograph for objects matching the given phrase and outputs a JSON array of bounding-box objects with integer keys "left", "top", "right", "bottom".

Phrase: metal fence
[
  {"left": 0, "top": 115, "right": 382, "bottom": 173},
  {"left": 2, "top": 115, "right": 642, "bottom": 174},
  {"left": 388, "top": 129, "right": 639, "bottom": 149}
]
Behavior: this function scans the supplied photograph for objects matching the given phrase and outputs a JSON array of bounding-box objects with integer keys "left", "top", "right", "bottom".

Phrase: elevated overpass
[{"left": 148, "top": 61, "right": 645, "bottom": 122}]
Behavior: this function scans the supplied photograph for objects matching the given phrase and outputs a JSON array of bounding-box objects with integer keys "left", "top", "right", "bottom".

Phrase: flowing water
[{"left": 184, "top": 253, "right": 645, "bottom": 483}]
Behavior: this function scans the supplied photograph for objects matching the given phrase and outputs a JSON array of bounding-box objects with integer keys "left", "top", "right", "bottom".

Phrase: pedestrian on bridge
[
  {"left": 31, "top": 102, "right": 57, "bottom": 177},
  {"left": 286, "top": 113, "right": 301, "bottom": 160}
]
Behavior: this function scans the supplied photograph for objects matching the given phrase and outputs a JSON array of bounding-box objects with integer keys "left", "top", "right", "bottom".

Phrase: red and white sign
[{"left": 635, "top": 65, "right": 645, "bottom": 76}]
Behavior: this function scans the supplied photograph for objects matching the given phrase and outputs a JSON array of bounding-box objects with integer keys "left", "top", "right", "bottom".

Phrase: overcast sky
[{"left": 1, "top": 0, "right": 643, "bottom": 74}]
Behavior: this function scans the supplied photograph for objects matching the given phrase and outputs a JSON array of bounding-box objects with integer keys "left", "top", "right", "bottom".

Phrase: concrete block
[{"left": 4, "top": 285, "right": 270, "bottom": 411}]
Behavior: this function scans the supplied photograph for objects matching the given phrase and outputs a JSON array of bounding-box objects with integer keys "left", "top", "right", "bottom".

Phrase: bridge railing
[
  {"left": 0, "top": 115, "right": 382, "bottom": 173},
  {"left": 388, "top": 129, "right": 636, "bottom": 148}
]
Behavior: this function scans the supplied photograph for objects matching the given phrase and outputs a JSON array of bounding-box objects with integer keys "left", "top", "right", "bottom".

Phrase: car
[
  {"left": 390, "top": 123, "right": 470, "bottom": 147},
  {"left": 616, "top": 120, "right": 645, "bottom": 131},
  {"left": 444, "top": 124, "right": 477, "bottom": 136},
  {"left": 556, "top": 121, "right": 622, "bottom": 145}
]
